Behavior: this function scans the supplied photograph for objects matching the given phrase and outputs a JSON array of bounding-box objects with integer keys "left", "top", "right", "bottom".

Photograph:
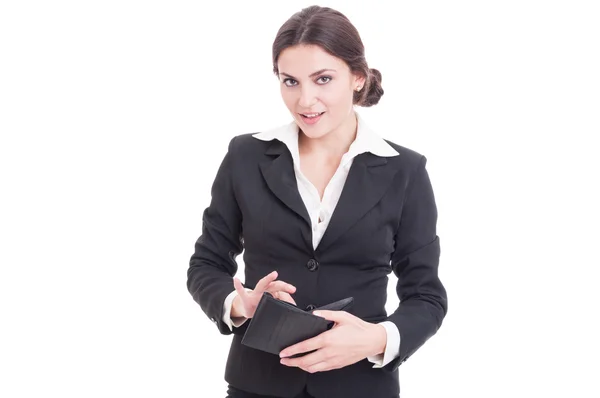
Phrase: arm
[
  {"left": 381, "top": 155, "right": 448, "bottom": 372},
  {"left": 187, "top": 136, "right": 244, "bottom": 335}
]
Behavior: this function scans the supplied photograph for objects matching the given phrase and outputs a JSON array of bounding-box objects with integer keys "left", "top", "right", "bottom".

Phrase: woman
[{"left": 187, "top": 5, "right": 447, "bottom": 398}]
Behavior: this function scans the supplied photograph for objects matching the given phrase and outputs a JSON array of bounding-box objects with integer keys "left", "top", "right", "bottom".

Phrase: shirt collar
[{"left": 252, "top": 110, "right": 399, "bottom": 167}]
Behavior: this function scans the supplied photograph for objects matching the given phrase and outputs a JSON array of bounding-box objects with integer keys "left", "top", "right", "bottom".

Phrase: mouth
[
  {"left": 299, "top": 111, "right": 325, "bottom": 124},
  {"left": 299, "top": 111, "right": 325, "bottom": 118}
]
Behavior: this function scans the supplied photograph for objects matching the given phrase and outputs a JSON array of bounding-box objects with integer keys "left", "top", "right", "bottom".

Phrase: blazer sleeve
[
  {"left": 187, "top": 135, "right": 245, "bottom": 335},
  {"left": 381, "top": 155, "right": 448, "bottom": 372}
]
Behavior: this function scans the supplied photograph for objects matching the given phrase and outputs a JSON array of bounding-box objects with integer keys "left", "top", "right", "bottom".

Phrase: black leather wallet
[{"left": 241, "top": 292, "right": 354, "bottom": 357}]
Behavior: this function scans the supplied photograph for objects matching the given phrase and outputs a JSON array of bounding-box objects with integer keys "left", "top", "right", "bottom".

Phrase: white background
[{"left": 1, "top": 1, "right": 599, "bottom": 397}]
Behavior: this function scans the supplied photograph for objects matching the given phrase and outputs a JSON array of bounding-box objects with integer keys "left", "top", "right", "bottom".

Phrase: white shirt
[{"left": 222, "top": 110, "right": 401, "bottom": 368}]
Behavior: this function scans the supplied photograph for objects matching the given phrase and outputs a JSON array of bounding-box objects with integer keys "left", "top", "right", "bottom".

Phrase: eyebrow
[{"left": 279, "top": 69, "right": 337, "bottom": 79}]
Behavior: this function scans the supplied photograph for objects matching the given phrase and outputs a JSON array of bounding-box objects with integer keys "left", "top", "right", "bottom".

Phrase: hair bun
[{"left": 361, "top": 68, "right": 384, "bottom": 107}]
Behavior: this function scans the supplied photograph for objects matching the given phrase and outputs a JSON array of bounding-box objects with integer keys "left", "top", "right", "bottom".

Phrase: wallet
[{"left": 241, "top": 292, "right": 354, "bottom": 357}]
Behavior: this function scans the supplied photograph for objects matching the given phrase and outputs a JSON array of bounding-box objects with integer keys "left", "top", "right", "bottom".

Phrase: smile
[{"left": 299, "top": 112, "right": 325, "bottom": 125}]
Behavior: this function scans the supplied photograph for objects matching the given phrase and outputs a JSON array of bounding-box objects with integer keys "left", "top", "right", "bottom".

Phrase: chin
[
  {"left": 296, "top": 124, "right": 330, "bottom": 139},
  {"left": 302, "top": 131, "right": 328, "bottom": 139},
  {"left": 294, "top": 116, "right": 335, "bottom": 139}
]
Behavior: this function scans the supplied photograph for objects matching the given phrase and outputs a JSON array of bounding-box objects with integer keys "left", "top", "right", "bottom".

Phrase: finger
[
  {"left": 280, "top": 334, "right": 326, "bottom": 358},
  {"left": 302, "top": 359, "right": 341, "bottom": 374},
  {"left": 280, "top": 348, "right": 328, "bottom": 369},
  {"left": 233, "top": 277, "right": 248, "bottom": 298},
  {"left": 254, "top": 270, "right": 278, "bottom": 293},
  {"left": 267, "top": 280, "right": 296, "bottom": 294},
  {"left": 312, "top": 310, "right": 348, "bottom": 323},
  {"left": 275, "top": 291, "right": 296, "bottom": 305}
]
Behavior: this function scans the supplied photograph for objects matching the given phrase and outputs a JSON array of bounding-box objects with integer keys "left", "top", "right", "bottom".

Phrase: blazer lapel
[
  {"left": 259, "top": 140, "right": 312, "bottom": 246},
  {"left": 315, "top": 152, "right": 400, "bottom": 253},
  {"left": 259, "top": 139, "right": 400, "bottom": 254}
]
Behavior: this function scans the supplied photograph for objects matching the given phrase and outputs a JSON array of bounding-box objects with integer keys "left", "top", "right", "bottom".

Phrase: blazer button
[
  {"left": 306, "top": 259, "right": 319, "bottom": 271},
  {"left": 306, "top": 304, "right": 316, "bottom": 311},
  {"left": 210, "top": 317, "right": 217, "bottom": 324}
]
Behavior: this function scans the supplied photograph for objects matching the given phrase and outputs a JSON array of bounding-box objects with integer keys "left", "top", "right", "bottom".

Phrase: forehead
[{"left": 278, "top": 44, "right": 348, "bottom": 76}]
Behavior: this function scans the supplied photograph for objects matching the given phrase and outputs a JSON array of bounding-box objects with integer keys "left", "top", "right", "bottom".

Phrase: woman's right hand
[{"left": 231, "top": 271, "right": 297, "bottom": 319}]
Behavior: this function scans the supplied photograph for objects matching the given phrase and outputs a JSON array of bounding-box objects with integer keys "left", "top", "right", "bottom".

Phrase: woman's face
[{"left": 277, "top": 44, "right": 364, "bottom": 140}]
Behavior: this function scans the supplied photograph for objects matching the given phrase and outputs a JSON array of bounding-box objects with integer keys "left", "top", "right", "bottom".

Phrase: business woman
[{"left": 187, "top": 5, "right": 447, "bottom": 398}]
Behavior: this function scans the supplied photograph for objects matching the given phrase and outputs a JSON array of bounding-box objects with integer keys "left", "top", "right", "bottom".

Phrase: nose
[{"left": 298, "top": 84, "right": 318, "bottom": 109}]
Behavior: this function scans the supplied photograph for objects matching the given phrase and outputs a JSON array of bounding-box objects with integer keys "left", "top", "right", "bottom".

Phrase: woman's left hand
[{"left": 278, "top": 310, "right": 387, "bottom": 373}]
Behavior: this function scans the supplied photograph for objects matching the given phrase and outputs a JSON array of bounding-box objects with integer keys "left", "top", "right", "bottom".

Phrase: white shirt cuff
[
  {"left": 366, "top": 321, "right": 401, "bottom": 368},
  {"left": 222, "top": 288, "right": 252, "bottom": 331}
]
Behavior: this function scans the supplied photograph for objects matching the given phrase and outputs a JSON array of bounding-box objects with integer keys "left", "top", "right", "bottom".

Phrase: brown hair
[{"left": 272, "top": 5, "right": 384, "bottom": 107}]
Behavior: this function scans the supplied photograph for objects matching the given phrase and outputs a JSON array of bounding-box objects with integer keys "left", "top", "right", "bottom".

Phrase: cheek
[
  {"left": 323, "top": 85, "right": 352, "bottom": 107},
  {"left": 280, "top": 90, "right": 297, "bottom": 108}
]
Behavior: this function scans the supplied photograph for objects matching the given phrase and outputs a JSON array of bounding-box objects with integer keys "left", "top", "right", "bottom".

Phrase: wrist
[
  {"left": 231, "top": 294, "right": 246, "bottom": 318},
  {"left": 371, "top": 323, "right": 387, "bottom": 356}
]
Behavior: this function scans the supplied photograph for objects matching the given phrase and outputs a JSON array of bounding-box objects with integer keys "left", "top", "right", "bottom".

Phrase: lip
[{"left": 299, "top": 111, "right": 325, "bottom": 125}]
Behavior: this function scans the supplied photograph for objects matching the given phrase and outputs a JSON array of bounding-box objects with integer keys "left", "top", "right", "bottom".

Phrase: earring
[{"left": 356, "top": 86, "right": 363, "bottom": 92}]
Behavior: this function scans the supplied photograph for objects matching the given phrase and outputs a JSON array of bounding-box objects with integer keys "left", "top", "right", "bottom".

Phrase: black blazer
[{"left": 187, "top": 133, "right": 448, "bottom": 398}]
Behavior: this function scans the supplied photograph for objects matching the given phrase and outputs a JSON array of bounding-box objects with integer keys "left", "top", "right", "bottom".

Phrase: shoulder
[
  {"left": 226, "top": 132, "right": 273, "bottom": 157},
  {"left": 383, "top": 139, "right": 428, "bottom": 171}
]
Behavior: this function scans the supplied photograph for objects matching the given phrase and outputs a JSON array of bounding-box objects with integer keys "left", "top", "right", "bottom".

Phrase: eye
[{"left": 282, "top": 76, "right": 332, "bottom": 87}]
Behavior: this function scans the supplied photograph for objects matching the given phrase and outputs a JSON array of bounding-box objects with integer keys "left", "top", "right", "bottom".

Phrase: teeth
[{"left": 303, "top": 112, "right": 322, "bottom": 118}]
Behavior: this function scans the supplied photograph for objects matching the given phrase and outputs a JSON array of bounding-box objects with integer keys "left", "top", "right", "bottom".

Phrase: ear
[{"left": 352, "top": 73, "right": 366, "bottom": 90}]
